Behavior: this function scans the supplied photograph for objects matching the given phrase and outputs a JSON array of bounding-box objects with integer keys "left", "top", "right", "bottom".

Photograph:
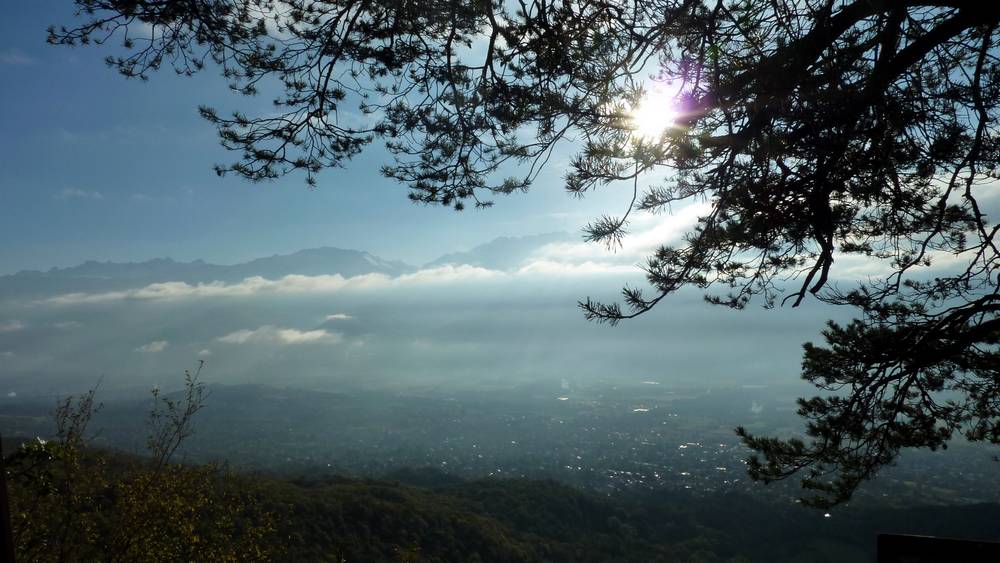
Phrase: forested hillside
[{"left": 7, "top": 437, "right": 1000, "bottom": 563}]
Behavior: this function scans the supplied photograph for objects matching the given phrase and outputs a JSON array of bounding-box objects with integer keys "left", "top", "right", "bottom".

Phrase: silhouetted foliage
[
  {"left": 197, "top": 474, "right": 1000, "bottom": 562},
  {"left": 50, "top": 1, "right": 1000, "bottom": 506},
  {"left": 4, "top": 365, "right": 278, "bottom": 562},
  {"left": 8, "top": 384, "right": 1000, "bottom": 561}
]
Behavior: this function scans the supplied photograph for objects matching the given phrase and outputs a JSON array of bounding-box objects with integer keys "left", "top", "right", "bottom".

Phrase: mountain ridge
[
  {"left": 1, "top": 232, "right": 577, "bottom": 298},
  {"left": 423, "top": 231, "right": 575, "bottom": 271},
  {"left": 0, "top": 246, "right": 413, "bottom": 298}
]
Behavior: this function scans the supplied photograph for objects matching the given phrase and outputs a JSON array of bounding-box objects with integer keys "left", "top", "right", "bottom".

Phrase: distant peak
[{"left": 2, "top": 246, "right": 415, "bottom": 285}]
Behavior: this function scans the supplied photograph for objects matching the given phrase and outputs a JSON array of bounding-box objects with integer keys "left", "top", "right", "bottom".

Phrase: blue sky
[{"left": 0, "top": 3, "right": 630, "bottom": 274}]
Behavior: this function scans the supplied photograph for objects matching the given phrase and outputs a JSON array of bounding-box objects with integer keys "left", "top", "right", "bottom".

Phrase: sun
[{"left": 630, "top": 85, "right": 680, "bottom": 142}]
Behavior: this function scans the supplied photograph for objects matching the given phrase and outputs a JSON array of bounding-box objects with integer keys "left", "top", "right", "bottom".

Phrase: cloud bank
[
  {"left": 0, "top": 320, "right": 24, "bottom": 332},
  {"left": 54, "top": 188, "right": 104, "bottom": 201},
  {"left": 39, "top": 262, "right": 629, "bottom": 306},
  {"left": 217, "top": 325, "right": 342, "bottom": 346},
  {"left": 325, "top": 313, "right": 354, "bottom": 321},
  {"left": 136, "top": 340, "right": 169, "bottom": 353}
]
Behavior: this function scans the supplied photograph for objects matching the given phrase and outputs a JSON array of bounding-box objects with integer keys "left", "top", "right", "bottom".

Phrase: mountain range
[
  {"left": 0, "top": 232, "right": 577, "bottom": 298},
  {"left": 424, "top": 232, "right": 575, "bottom": 270}
]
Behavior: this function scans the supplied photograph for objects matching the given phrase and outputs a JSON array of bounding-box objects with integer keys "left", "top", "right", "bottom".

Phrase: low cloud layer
[
  {"left": 39, "top": 263, "right": 630, "bottom": 307},
  {"left": 135, "top": 340, "right": 169, "bottom": 353},
  {"left": 0, "top": 48, "right": 35, "bottom": 66},
  {"left": 530, "top": 202, "right": 711, "bottom": 265},
  {"left": 54, "top": 188, "right": 104, "bottom": 201},
  {"left": 217, "top": 325, "right": 342, "bottom": 346},
  {"left": 0, "top": 320, "right": 24, "bottom": 332}
]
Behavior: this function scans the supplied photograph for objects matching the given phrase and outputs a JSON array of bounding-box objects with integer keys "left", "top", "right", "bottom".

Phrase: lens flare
[{"left": 630, "top": 85, "right": 680, "bottom": 141}]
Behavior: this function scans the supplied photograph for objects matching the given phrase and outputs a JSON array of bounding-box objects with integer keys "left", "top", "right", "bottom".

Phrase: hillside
[
  {"left": 202, "top": 472, "right": 1000, "bottom": 562},
  {"left": 9, "top": 437, "right": 1000, "bottom": 563}
]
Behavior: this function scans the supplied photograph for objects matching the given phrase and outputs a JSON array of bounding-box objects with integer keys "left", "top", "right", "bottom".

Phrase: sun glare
[{"left": 630, "top": 86, "right": 680, "bottom": 142}]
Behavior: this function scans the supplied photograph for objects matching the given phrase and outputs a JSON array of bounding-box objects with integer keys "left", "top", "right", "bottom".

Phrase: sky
[
  {"left": 0, "top": 3, "right": 769, "bottom": 400},
  {"left": 0, "top": 3, "right": 630, "bottom": 274},
  {"left": 1, "top": 4, "right": 995, "bottom": 520},
  {"left": 0, "top": 3, "right": 897, "bottom": 402}
]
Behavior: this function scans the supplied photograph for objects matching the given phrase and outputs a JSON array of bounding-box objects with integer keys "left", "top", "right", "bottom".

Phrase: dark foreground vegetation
[
  {"left": 7, "top": 435, "right": 1000, "bottom": 563},
  {"left": 5, "top": 370, "right": 1000, "bottom": 562},
  {"left": 48, "top": 0, "right": 1000, "bottom": 508}
]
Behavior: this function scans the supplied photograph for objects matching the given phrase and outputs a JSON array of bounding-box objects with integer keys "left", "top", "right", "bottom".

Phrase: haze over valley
[
  {"left": 2, "top": 234, "right": 995, "bottom": 511},
  {"left": 5, "top": 3, "right": 1000, "bottom": 559}
]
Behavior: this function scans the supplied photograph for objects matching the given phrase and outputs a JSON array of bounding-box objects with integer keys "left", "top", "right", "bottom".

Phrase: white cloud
[
  {"left": 6, "top": 391, "right": 16, "bottom": 398},
  {"left": 198, "top": 348, "right": 212, "bottom": 357},
  {"left": 217, "top": 326, "right": 342, "bottom": 346},
  {"left": 42, "top": 265, "right": 503, "bottom": 306},
  {"left": 1, "top": 351, "right": 14, "bottom": 358},
  {"left": 53, "top": 320, "right": 82, "bottom": 330},
  {"left": 0, "top": 320, "right": 24, "bottom": 332},
  {"left": 39, "top": 259, "right": 642, "bottom": 306},
  {"left": 54, "top": 188, "right": 104, "bottom": 200},
  {"left": 408, "top": 337, "right": 481, "bottom": 354},
  {"left": 827, "top": 253, "right": 896, "bottom": 280},
  {"left": 826, "top": 241, "right": 979, "bottom": 282},
  {"left": 0, "top": 49, "right": 34, "bottom": 66},
  {"left": 325, "top": 313, "right": 354, "bottom": 321},
  {"left": 130, "top": 192, "right": 177, "bottom": 204},
  {"left": 530, "top": 202, "right": 711, "bottom": 265},
  {"left": 136, "top": 340, "right": 169, "bottom": 353},
  {"left": 394, "top": 264, "right": 502, "bottom": 284},
  {"left": 515, "top": 260, "right": 636, "bottom": 276}
]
